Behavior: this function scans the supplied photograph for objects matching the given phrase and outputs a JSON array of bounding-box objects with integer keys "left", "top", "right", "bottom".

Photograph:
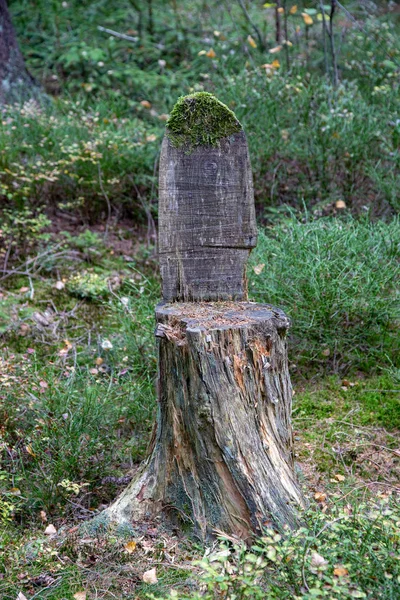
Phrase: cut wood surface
[
  {"left": 104, "top": 302, "right": 305, "bottom": 539},
  {"left": 158, "top": 131, "right": 257, "bottom": 302}
]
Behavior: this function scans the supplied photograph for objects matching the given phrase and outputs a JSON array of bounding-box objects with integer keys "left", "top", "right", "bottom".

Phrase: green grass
[{"left": 249, "top": 216, "right": 400, "bottom": 373}]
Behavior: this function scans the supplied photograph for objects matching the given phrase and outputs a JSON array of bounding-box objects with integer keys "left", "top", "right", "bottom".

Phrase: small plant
[
  {"left": 156, "top": 497, "right": 400, "bottom": 600},
  {"left": 66, "top": 271, "right": 111, "bottom": 300}
]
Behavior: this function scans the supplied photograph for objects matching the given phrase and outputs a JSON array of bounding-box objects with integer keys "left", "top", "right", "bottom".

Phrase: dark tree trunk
[
  {"left": 104, "top": 302, "right": 305, "bottom": 540},
  {"left": 0, "top": 0, "right": 43, "bottom": 104}
]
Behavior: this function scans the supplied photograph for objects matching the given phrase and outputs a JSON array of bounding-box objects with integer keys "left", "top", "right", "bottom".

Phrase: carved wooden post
[{"left": 105, "top": 93, "right": 304, "bottom": 539}]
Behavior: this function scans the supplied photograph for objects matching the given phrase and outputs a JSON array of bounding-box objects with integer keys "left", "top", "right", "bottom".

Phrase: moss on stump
[{"left": 166, "top": 92, "right": 242, "bottom": 150}]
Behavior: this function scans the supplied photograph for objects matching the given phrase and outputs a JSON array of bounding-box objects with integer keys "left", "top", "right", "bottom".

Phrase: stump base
[{"left": 104, "top": 302, "right": 305, "bottom": 540}]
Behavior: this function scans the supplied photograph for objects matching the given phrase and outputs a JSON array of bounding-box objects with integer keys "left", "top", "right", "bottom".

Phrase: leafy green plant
[{"left": 156, "top": 498, "right": 400, "bottom": 600}]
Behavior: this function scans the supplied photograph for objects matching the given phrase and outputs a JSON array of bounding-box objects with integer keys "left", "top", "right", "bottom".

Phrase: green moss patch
[{"left": 166, "top": 92, "right": 242, "bottom": 150}]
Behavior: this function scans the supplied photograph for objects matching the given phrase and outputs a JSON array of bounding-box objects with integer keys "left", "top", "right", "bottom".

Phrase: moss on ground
[{"left": 166, "top": 91, "right": 242, "bottom": 150}]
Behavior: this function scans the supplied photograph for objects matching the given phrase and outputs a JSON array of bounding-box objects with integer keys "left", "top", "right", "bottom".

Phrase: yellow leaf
[
  {"left": 198, "top": 50, "right": 207, "bottom": 55},
  {"left": 335, "top": 473, "right": 345, "bottom": 482},
  {"left": 269, "top": 45, "right": 282, "bottom": 54},
  {"left": 206, "top": 48, "right": 216, "bottom": 58},
  {"left": 335, "top": 200, "right": 346, "bottom": 209},
  {"left": 263, "top": 3, "right": 277, "bottom": 7},
  {"left": 314, "top": 491, "right": 327, "bottom": 503},
  {"left": 247, "top": 35, "right": 257, "bottom": 48},
  {"left": 124, "top": 540, "right": 137, "bottom": 553},
  {"left": 26, "top": 444, "right": 36, "bottom": 457},
  {"left": 277, "top": 7, "right": 284, "bottom": 13},
  {"left": 289, "top": 5, "right": 297, "bottom": 14},
  {"left": 302, "top": 13, "right": 313, "bottom": 25},
  {"left": 271, "top": 59, "right": 280, "bottom": 68},
  {"left": 143, "top": 568, "right": 158, "bottom": 584},
  {"left": 253, "top": 264, "right": 265, "bottom": 275},
  {"left": 334, "top": 566, "right": 349, "bottom": 577}
]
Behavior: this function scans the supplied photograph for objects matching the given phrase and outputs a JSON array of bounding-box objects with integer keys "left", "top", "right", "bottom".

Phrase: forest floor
[{"left": 1, "top": 218, "right": 399, "bottom": 600}]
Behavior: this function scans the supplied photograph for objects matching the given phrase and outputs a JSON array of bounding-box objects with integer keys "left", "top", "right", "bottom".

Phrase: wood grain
[{"left": 159, "top": 131, "right": 257, "bottom": 301}]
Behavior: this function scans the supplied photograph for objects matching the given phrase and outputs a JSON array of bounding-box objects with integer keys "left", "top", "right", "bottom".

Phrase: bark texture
[
  {"left": 0, "top": 0, "right": 43, "bottom": 104},
  {"left": 104, "top": 302, "right": 305, "bottom": 540},
  {"left": 158, "top": 132, "right": 257, "bottom": 302}
]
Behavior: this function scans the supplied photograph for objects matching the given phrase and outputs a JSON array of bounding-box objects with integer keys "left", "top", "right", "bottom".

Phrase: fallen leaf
[
  {"left": 289, "top": 5, "right": 297, "bottom": 14},
  {"left": 269, "top": 45, "right": 282, "bottom": 54},
  {"left": 10, "top": 487, "right": 21, "bottom": 495},
  {"left": 334, "top": 566, "right": 349, "bottom": 577},
  {"left": 146, "top": 134, "right": 157, "bottom": 142},
  {"left": 16, "top": 593, "right": 28, "bottom": 600},
  {"left": 73, "top": 592, "right": 87, "bottom": 600},
  {"left": 247, "top": 35, "right": 257, "bottom": 48},
  {"left": 40, "top": 510, "right": 47, "bottom": 522},
  {"left": 142, "top": 567, "right": 158, "bottom": 584},
  {"left": 322, "top": 348, "right": 330, "bottom": 356},
  {"left": 253, "top": 263, "right": 265, "bottom": 275},
  {"left": 314, "top": 492, "right": 327, "bottom": 503},
  {"left": 335, "top": 473, "right": 346, "bottom": 482},
  {"left": 39, "top": 380, "right": 48, "bottom": 389},
  {"left": 45, "top": 524, "right": 57, "bottom": 535},
  {"left": 19, "top": 287, "right": 29, "bottom": 293},
  {"left": 311, "top": 552, "right": 328, "bottom": 567},
  {"left": 342, "top": 379, "right": 350, "bottom": 387},
  {"left": 277, "top": 7, "right": 284, "bottom": 13},
  {"left": 95, "top": 357, "right": 103, "bottom": 366},
  {"left": 101, "top": 339, "right": 113, "bottom": 351},
  {"left": 140, "top": 100, "right": 152, "bottom": 109},
  {"left": 335, "top": 200, "right": 346, "bottom": 209},
  {"left": 54, "top": 281, "right": 65, "bottom": 290},
  {"left": 124, "top": 540, "right": 137, "bottom": 553},
  {"left": 206, "top": 48, "right": 216, "bottom": 58},
  {"left": 26, "top": 444, "right": 36, "bottom": 457},
  {"left": 271, "top": 59, "right": 280, "bottom": 68}
]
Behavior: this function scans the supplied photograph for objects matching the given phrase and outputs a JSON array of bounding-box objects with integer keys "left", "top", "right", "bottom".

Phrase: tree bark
[
  {"left": 104, "top": 301, "right": 305, "bottom": 540},
  {"left": 0, "top": 0, "right": 44, "bottom": 104}
]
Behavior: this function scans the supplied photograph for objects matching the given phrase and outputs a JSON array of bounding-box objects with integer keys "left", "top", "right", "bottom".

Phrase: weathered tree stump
[
  {"left": 106, "top": 301, "right": 304, "bottom": 539},
  {"left": 104, "top": 93, "right": 304, "bottom": 539}
]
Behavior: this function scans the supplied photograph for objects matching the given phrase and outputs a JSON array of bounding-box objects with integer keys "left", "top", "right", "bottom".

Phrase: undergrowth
[{"left": 249, "top": 216, "right": 400, "bottom": 373}]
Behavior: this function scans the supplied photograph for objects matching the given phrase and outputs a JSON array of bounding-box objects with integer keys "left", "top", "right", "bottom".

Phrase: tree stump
[{"left": 104, "top": 93, "right": 304, "bottom": 539}]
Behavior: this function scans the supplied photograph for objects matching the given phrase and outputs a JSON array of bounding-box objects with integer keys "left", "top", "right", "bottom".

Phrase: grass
[
  {"left": 1, "top": 216, "right": 399, "bottom": 598},
  {"left": 249, "top": 216, "right": 400, "bottom": 373}
]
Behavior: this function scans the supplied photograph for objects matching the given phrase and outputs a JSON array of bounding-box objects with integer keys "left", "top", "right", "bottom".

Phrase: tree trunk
[
  {"left": 104, "top": 301, "right": 305, "bottom": 540},
  {"left": 0, "top": 0, "right": 44, "bottom": 104}
]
